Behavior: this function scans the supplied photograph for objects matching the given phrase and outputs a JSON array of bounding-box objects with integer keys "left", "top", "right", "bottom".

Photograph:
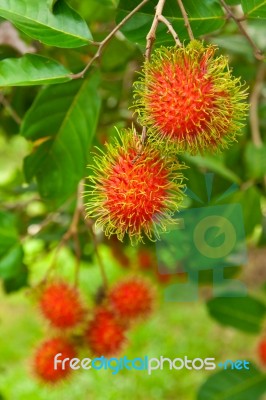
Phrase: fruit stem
[
  {"left": 176, "top": 0, "right": 194, "bottom": 41},
  {"left": 158, "top": 15, "right": 182, "bottom": 47},
  {"left": 145, "top": 0, "right": 167, "bottom": 60},
  {"left": 89, "top": 225, "right": 109, "bottom": 291},
  {"left": 43, "top": 181, "right": 83, "bottom": 285}
]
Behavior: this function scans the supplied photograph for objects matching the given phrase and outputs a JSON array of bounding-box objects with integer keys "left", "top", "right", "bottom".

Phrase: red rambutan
[
  {"left": 39, "top": 281, "right": 84, "bottom": 329},
  {"left": 34, "top": 337, "right": 76, "bottom": 383},
  {"left": 108, "top": 277, "right": 154, "bottom": 321},
  {"left": 258, "top": 338, "right": 266, "bottom": 366},
  {"left": 137, "top": 248, "right": 155, "bottom": 270},
  {"left": 85, "top": 128, "right": 185, "bottom": 244},
  {"left": 134, "top": 40, "right": 248, "bottom": 152},
  {"left": 85, "top": 308, "right": 126, "bottom": 356}
]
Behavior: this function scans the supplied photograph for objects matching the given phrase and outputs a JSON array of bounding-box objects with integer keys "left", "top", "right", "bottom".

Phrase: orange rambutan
[
  {"left": 85, "top": 308, "right": 126, "bottom": 356},
  {"left": 108, "top": 277, "right": 154, "bottom": 321},
  {"left": 134, "top": 40, "right": 248, "bottom": 152},
  {"left": 258, "top": 338, "right": 266, "bottom": 366},
  {"left": 39, "top": 281, "right": 84, "bottom": 329},
  {"left": 137, "top": 248, "right": 155, "bottom": 270},
  {"left": 85, "top": 128, "right": 185, "bottom": 244},
  {"left": 34, "top": 337, "right": 76, "bottom": 383}
]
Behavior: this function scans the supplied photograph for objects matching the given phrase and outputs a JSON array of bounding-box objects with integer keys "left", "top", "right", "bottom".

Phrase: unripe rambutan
[
  {"left": 85, "top": 308, "right": 126, "bottom": 356},
  {"left": 134, "top": 40, "right": 248, "bottom": 152},
  {"left": 108, "top": 277, "right": 154, "bottom": 321},
  {"left": 39, "top": 281, "right": 84, "bottom": 329},
  {"left": 258, "top": 338, "right": 266, "bottom": 365},
  {"left": 85, "top": 128, "right": 185, "bottom": 244},
  {"left": 33, "top": 337, "right": 76, "bottom": 383}
]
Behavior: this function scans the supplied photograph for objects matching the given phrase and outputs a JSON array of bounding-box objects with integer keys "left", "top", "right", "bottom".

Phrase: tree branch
[
  {"left": 145, "top": 0, "right": 167, "bottom": 60},
  {"left": 71, "top": 0, "right": 150, "bottom": 80},
  {"left": 176, "top": 0, "right": 194, "bottom": 41},
  {"left": 220, "top": 0, "right": 264, "bottom": 61}
]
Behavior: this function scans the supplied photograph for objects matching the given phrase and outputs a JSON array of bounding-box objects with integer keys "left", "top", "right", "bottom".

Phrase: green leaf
[
  {"left": 0, "top": 212, "right": 24, "bottom": 280},
  {"left": 241, "top": 0, "right": 266, "bottom": 19},
  {"left": 183, "top": 154, "right": 241, "bottom": 184},
  {"left": 206, "top": 294, "right": 266, "bottom": 333},
  {"left": 47, "top": 0, "right": 58, "bottom": 11},
  {"left": 244, "top": 142, "right": 266, "bottom": 179},
  {"left": 226, "top": 0, "right": 242, "bottom": 4},
  {"left": 21, "top": 74, "right": 101, "bottom": 205},
  {"left": 3, "top": 263, "right": 28, "bottom": 293},
  {"left": 117, "top": 0, "right": 225, "bottom": 45},
  {"left": 225, "top": 187, "right": 262, "bottom": 236},
  {"left": 0, "top": 0, "right": 92, "bottom": 48},
  {"left": 198, "top": 364, "right": 266, "bottom": 400},
  {"left": 0, "top": 54, "right": 71, "bottom": 87}
]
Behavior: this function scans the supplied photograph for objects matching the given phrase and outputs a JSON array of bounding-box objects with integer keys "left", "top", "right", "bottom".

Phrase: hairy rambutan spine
[
  {"left": 85, "top": 128, "right": 185, "bottom": 244},
  {"left": 39, "top": 281, "right": 84, "bottom": 329},
  {"left": 133, "top": 40, "right": 249, "bottom": 153}
]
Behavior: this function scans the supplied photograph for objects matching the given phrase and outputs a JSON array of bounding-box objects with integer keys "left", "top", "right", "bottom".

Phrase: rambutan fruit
[
  {"left": 137, "top": 248, "right": 155, "bottom": 270},
  {"left": 108, "top": 277, "right": 154, "bottom": 321},
  {"left": 85, "top": 308, "right": 126, "bottom": 356},
  {"left": 34, "top": 337, "right": 76, "bottom": 383},
  {"left": 133, "top": 40, "right": 248, "bottom": 152},
  {"left": 258, "top": 338, "right": 266, "bottom": 366},
  {"left": 39, "top": 281, "right": 84, "bottom": 329},
  {"left": 85, "top": 128, "right": 185, "bottom": 244}
]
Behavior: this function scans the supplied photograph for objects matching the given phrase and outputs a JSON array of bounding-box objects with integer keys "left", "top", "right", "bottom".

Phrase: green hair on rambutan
[
  {"left": 85, "top": 128, "right": 186, "bottom": 244},
  {"left": 133, "top": 40, "right": 249, "bottom": 153}
]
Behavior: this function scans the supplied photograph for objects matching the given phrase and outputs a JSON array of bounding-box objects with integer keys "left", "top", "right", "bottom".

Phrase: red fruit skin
[
  {"left": 134, "top": 42, "right": 248, "bottom": 152},
  {"left": 34, "top": 337, "right": 76, "bottom": 383},
  {"left": 85, "top": 130, "right": 185, "bottom": 244},
  {"left": 39, "top": 281, "right": 84, "bottom": 329},
  {"left": 137, "top": 249, "right": 154, "bottom": 270},
  {"left": 258, "top": 338, "right": 266, "bottom": 365},
  {"left": 85, "top": 308, "right": 126, "bottom": 356},
  {"left": 108, "top": 278, "right": 154, "bottom": 321},
  {"left": 104, "top": 152, "right": 168, "bottom": 235}
]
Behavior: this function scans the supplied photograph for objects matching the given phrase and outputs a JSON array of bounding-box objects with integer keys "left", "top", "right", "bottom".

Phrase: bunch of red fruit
[{"left": 33, "top": 277, "right": 154, "bottom": 383}]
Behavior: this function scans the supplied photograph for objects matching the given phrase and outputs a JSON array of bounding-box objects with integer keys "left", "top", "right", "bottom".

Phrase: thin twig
[
  {"left": 145, "top": 0, "right": 167, "bottom": 60},
  {"left": 158, "top": 15, "right": 182, "bottom": 46},
  {"left": 90, "top": 226, "right": 109, "bottom": 291},
  {"left": 0, "top": 93, "right": 22, "bottom": 124},
  {"left": 220, "top": 0, "right": 264, "bottom": 61},
  {"left": 81, "top": 195, "right": 109, "bottom": 290},
  {"left": 250, "top": 62, "right": 265, "bottom": 147},
  {"left": 249, "top": 62, "right": 266, "bottom": 188},
  {"left": 176, "top": 0, "right": 194, "bottom": 41},
  {"left": 71, "top": 0, "right": 150, "bottom": 80},
  {"left": 43, "top": 181, "right": 83, "bottom": 284}
]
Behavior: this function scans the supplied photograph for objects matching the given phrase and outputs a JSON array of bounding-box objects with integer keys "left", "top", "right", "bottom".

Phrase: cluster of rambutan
[
  {"left": 33, "top": 277, "right": 154, "bottom": 383},
  {"left": 85, "top": 40, "right": 248, "bottom": 244}
]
